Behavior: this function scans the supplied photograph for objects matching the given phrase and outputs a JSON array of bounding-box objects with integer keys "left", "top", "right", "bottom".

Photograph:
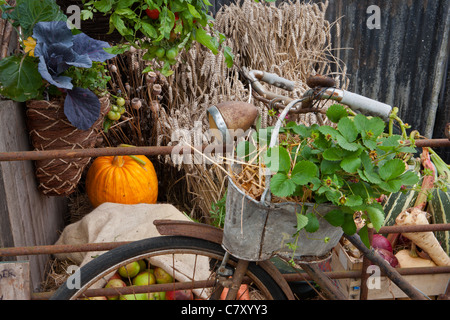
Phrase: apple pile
[{"left": 90, "top": 260, "right": 194, "bottom": 300}]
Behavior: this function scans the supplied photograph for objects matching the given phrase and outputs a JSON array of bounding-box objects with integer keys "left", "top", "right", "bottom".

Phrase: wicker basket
[{"left": 25, "top": 96, "right": 109, "bottom": 196}]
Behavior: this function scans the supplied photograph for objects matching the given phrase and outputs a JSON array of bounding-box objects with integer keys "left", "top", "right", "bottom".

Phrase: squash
[
  {"left": 428, "top": 188, "right": 450, "bottom": 255},
  {"left": 86, "top": 155, "right": 158, "bottom": 207}
]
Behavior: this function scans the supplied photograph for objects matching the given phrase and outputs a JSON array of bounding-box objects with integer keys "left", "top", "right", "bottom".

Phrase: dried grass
[{"left": 158, "top": 0, "right": 349, "bottom": 221}]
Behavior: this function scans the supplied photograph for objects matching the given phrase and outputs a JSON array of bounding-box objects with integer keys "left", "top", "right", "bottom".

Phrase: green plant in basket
[
  {"left": 0, "top": 0, "right": 116, "bottom": 130},
  {"left": 237, "top": 104, "right": 421, "bottom": 248}
]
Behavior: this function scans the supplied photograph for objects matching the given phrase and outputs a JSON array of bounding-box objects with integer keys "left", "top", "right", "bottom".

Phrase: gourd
[{"left": 86, "top": 154, "right": 158, "bottom": 207}]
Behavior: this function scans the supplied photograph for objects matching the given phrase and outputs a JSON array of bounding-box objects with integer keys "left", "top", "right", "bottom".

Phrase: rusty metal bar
[
  {"left": 0, "top": 144, "right": 234, "bottom": 162},
  {"left": 3, "top": 223, "right": 449, "bottom": 258},
  {"left": 378, "top": 223, "right": 450, "bottom": 234},
  {"left": 0, "top": 241, "right": 131, "bottom": 257},
  {"left": 0, "top": 139, "right": 448, "bottom": 163},
  {"left": 33, "top": 266, "right": 450, "bottom": 300}
]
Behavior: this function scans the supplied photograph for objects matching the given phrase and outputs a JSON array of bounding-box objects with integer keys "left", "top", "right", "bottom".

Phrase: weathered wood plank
[
  {"left": 0, "top": 261, "right": 31, "bottom": 300},
  {"left": 0, "top": 100, "right": 67, "bottom": 291}
]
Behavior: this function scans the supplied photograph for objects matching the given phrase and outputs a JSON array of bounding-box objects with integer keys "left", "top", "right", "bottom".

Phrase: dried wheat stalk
[{"left": 157, "top": 0, "right": 349, "bottom": 220}]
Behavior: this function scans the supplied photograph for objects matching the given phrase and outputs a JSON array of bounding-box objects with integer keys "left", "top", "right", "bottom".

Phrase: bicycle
[{"left": 50, "top": 70, "right": 428, "bottom": 301}]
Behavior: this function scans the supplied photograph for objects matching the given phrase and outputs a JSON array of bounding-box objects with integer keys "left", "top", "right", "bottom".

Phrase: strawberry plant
[{"left": 237, "top": 104, "right": 421, "bottom": 246}]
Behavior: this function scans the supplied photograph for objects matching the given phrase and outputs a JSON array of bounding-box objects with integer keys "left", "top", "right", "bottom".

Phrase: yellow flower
[{"left": 23, "top": 37, "right": 36, "bottom": 57}]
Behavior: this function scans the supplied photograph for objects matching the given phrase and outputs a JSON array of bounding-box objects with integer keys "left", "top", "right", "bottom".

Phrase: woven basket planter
[{"left": 25, "top": 96, "right": 109, "bottom": 196}]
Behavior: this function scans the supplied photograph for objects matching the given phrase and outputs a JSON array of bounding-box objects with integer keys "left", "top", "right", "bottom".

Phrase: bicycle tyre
[{"left": 50, "top": 236, "right": 288, "bottom": 300}]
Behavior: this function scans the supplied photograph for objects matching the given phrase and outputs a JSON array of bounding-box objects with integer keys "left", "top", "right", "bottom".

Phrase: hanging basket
[{"left": 25, "top": 96, "right": 109, "bottom": 196}]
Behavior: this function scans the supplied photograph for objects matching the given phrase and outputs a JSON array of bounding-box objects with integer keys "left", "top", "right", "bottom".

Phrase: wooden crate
[{"left": 330, "top": 242, "right": 450, "bottom": 300}]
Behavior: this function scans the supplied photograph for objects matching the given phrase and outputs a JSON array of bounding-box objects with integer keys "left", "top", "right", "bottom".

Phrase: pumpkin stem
[
  {"left": 117, "top": 144, "right": 147, "bottom": 168},
  {"left": 112, "top": 156, "right": 125, "bottom": 167}
]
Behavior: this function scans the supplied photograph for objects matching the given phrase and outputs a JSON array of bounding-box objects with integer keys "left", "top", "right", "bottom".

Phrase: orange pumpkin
[{"left": 86, "top": 155, "right": 158, "bottom": 207}]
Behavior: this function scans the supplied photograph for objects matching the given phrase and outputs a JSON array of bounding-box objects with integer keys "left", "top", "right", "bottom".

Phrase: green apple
[
  {"left": 154, "top": 267, "right": 174, "bottom": 284},
  {"left": 132, "top": 269, "right": 156, "bottom": 286},
  {"left": 120, "top": 293, "right": 149, "bottom": 300},
  {"left": 118, "top": 261, "right": 141, "bottom": 279},
  {"left": 137, "top": 259, "right": 147, "bottom": 271},
  {"left": 105, "top": 278, "right": 127, "bottom": 300}
]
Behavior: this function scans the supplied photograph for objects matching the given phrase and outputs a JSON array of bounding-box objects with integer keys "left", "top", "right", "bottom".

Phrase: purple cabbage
[{"left": 32, "top": 21, "right": 116, "bottom": 130}]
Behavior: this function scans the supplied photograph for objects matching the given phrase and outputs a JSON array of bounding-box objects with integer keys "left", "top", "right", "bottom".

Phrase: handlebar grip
[
  {"left": 340, "top": 90, "right": 392, "bottom": 120},
  {"left": 259, "top": 72, "right": 295, "bottom": 91}
]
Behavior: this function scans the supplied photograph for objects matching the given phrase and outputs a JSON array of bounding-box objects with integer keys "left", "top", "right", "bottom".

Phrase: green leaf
[
  {"left": 337, "top": 117, "right": 358, "bottom": 142},
  {"left": 363, "top": 139, "right": 378, "bottom": 150},
  {"left": 318, "top": 126, "right": 339, "bottom": 139},
  {"left": 264, "top": 146, "right": 291, "bottom": 173},
  {"left": 336, "top": 134, "right": 359, "bottom": 151},
  {"left": 110, "top": 13, "right": 132, "bottom": 36},
  {"left": 398, "top": 170, "right": 420, "bottom": 186},
  {"left": 360, "top": 151, "right": 374, "bottom": 170},
  {"left": 291, "top": 160, "right": 319, "bottom": 185},
  {"left": 194, "top": 27, "right": 219, "bottom": 54},
  {"left": 342, "top": 214, "right": 357, "bottom": 235},
  {"left": 363, "top": 169, "right": 382, "bottom": 184},
  {"left": 296, "top": 213, "right": 309, "bottom": 232},
  {"left": 345, "top": 195, "right": 363, "bottom": 207},
  {"left": 305, "top": 211, "right": 319, "bottom": 233},
  {"left": 270, "top": 173, "right": 297, "bottom": 197},
  {"left": 11, "top": 0, "right": 66, "bottom": 38},
  {"left": 354, "top": 114, "right": 385, "bottom": 139},
  {"left": 320, "top": 159, "right": 341, "bottom": 175},
  {"left": 340, "top": 156, "right": 362, "bottom": 173},
  {"left": 326, "top": 104, "right": 348, "bottom": 123},
  {"left": 94, "top": 0, "right": 115, "bottom": 12},
  {"left": 159, "top": 7, "right": 175, "bottom": 40},
  {"left": 379, "top": 158, "right": 406, "bottom": 181},
  {"left": 323, "top": 147, "right": 345, "bottom": 161},
  {"left": 378, "top": 179, "right": 403, "bottom": 193},
  {"left": 116, "top": 0, "right": 140, "bottom": 9},
  {"left": 292, "top": 124, "right": 311, "bottom": 137},
  {"left": 359, "top": 225, "right": 370, "bottom": 248},
  {"left": 324, "top": 209, "right": 345, "bottom": 227},
  {"left": 222, "top": 45, "right": 234, "bottom": 68},
  {"left": 366, "top": 205, "right": 385, "bottom": 232},
  {"left": 140, "top": 21, "right": 157, "bottom": 38},
  {"left": 187, "top": 3, "right": 202, "bottom": 18},
  {"left": 0, "top": 55, "right": 42, "bottom": 101}
]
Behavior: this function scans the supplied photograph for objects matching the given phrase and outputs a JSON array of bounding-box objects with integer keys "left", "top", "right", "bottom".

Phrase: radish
[
  {"left": 372, "top": 234, "right": 393, "bottom": 252},
  {"left": 395, "top": 207, "right": 450, "bottom": 266},
  {"left": 374, "top": 248, "right": 399, "bottom": 267}
]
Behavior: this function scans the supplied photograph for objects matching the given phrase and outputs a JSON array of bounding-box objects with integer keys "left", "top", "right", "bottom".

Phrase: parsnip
[
  {"left": 395, "top": 207, "right": 450, "bottom": 266},
  {"left": 395, "top": 249, "right": 437, "bottom": 268}
]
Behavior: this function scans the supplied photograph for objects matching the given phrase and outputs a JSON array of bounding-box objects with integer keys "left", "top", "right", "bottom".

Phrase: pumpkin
[{"left": 86, "top": 155, "right": 158, "bottom": 207}]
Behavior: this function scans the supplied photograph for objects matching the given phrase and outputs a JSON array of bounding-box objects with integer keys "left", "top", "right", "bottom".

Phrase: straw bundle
[{"left": 157, "top": 0, "right": 349, "bottom": 221}]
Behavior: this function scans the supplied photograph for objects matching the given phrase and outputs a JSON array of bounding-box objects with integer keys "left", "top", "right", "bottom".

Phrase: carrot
[
  {"left": 395, "top": 207, "right": 450, "bottom": 266},
  {"left": 220, "top": 284, "right": 250, "bottom": 300}
]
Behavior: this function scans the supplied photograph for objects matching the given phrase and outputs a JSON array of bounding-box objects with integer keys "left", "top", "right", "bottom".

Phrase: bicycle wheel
[{"left": 50, "top": 236, "right": 288, "bottom": 300}]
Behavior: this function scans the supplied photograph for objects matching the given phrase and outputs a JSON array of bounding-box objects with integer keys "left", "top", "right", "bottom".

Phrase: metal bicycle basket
[{"left": 221, "top": 99, "right": 344, "bottom": 262}]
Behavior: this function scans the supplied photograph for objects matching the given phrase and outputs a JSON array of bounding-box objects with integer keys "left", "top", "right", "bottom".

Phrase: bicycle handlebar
[{"left": 243, "top": 68, "right": 393, "bottom": 121}]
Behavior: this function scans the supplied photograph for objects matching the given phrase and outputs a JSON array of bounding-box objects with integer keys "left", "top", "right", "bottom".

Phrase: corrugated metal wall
[{"left": 211, "top": 0, "right": 450, "bottom": 161}]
